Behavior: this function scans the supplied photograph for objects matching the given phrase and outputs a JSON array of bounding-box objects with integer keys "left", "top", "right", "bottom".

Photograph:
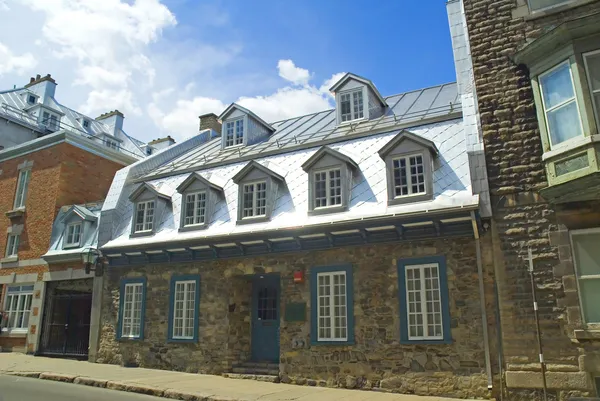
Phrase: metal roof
[{"left": 147, "top": 82, "right": 461, "bottom": 179}]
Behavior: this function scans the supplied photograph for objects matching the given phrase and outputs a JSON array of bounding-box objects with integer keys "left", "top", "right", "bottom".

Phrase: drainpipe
[{"left": 471, "top": 211, "right": 493, "bottom": 391}]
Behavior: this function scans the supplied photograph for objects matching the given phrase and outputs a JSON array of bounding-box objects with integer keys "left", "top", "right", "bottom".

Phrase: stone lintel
[{"left": 505, "top": 371, "right": 592, "bottom": 390}]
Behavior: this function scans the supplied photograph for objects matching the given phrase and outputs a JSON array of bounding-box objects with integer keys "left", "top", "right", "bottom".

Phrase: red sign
[{"left": 293, "top": 271, "right": 304, "bottom": 283}]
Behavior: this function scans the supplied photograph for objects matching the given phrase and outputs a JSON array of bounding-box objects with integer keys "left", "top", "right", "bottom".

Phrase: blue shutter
[
  {"left": 310, "top": 264, "right": 355, "bottom": 345},
  {"left": 167, "top": 274, "right": 201, "bottom": 343},
  {"left": 398, "top": 256, "right": 452, "bottom": 344},
  {"left": 116, "top": 277, "right": 147, "bottom": 341}
]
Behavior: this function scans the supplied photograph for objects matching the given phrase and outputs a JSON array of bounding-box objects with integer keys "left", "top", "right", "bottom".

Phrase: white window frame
[
  {"left": 64, "top": 222, "right": 82, "bottom": 248},
  {"left": 121, "top": 282, "right": 143, "bottom": 339},
  {"left": 1, "top": 285, "right": 34, "bottom": 333},
  {"left": 313, "top": 168, "right": 342, "bottom": 209},
  {"left": 241, "top": 181, "right": 267, "bottom": 219},
  {"left": 105, "top": 138, "right": 120, "bottom": 150},
  {"left": 183, "top": 191, "right": 207, "bottom": 227},
  {"left": 41, "top": 111, "right": 60, "bottom": 131},
  {"left": 27, "top": 94, "right": 36, "bottom": 105},
  {"left": 134, "top": 200, "right": 155, "bottom": 233},
  {"left": 339, "top": 88, "right": 365, "bottom": 123},
  {"left": 171, "top": 280, "right": 197, "bottom": 340},
  {"left": 405, "top": 263, "right": 444, "bottom": 341},
  {"left": 224, "top": 118, "right": 244, "bottom": 148},
  {"left": 316, "top": 271, "right": 348, "bottom": 342},
  {"left": 583, "top": 49, "right": 600, "bottom": 129},
  {"left": 13, "top": 169, "right": 31, "bottom": 209},
  {"left": 5, "top": 234, "right": 19, "bottom": 257},
  {"left": 570, "top": 227, "right": 600, "bottom": 325},
  {"left": 392, "top": 153, "right": 427, "bottom": 198},
  {"left": 538, "top": 60, "right": 585, "bottom": 149}
]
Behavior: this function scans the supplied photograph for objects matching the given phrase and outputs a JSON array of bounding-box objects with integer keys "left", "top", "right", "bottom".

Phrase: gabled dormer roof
[
  {"left": 378, "top": 129, "right": 439, "bottom": 159},
  {"left": 301, "top": 146, "right": 359, "bottom": 172},
  {"left": 60, "top": 204, "right": 98, "bottom": 222},
  {"left": 232, "top": 160, "right": 286, "bottom": 184},
  {"left": 176, "top": 172, "right": 224, "bottom": 193},
  {"left": 329, "top": 72, "right": 386, "bottom": 107},
  {"left": 219, "top": 103, "right": 275, "bottom": 132},
  {"left": 129, "top": 182, "right": 172, "bottom": 202}
]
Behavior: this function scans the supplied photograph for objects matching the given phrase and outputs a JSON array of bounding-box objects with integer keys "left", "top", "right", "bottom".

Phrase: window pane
[
  {"left": 314, "top": 172, "right": 327, "bottom": 207},
  {"left": 546, "top": 100, "right": 583, "bottom": 145},
  {"left": 256, "top": 182, "right": 267, "bottom": 216},
  {"left": 340, "top": 93, "right": 351, "bottom": 121},
  {"left": 541, "top": 63, "right": 576, "bottom": 110},
  {"left": 243, "top": 184, "right": 254, "bottom": 217},
  {"left": 226, "top": 122, "right": 234, "bottom": 147},
  {"left": 579, "top": 279, "right": 600, "bottom": 323},
  {"left": 573, "top": 233, "right": 600, "bottom": 277},
  {"left": 393, "top": 158, "right": 408, "bottom": 197},
  {"left": 235, "top": 119, "right": 244, "bottom": 145},
  {"left": 353, "top": 91, "right": 363, "bottom": 119},
  {"left": 586, "top": 53, "right": 600, "bottom": 91}
]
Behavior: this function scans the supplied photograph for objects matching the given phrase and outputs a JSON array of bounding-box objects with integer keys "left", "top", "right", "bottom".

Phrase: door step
[
  {"left": 225, "top": 362, "right": 280, "bottom": 382},
  {"left": 222, "top": 372, "right": 280, "bottom": 383}
]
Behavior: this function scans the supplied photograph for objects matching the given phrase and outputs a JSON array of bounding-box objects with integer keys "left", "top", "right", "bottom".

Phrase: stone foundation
[{"left": 97, "top": 237, "right": 494, "bottom": 399}]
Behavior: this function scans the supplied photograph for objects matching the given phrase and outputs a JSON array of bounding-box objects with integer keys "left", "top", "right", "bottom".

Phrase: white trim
[
  {"left": 316, "top": 271, "right": 348, "bottom": 342},
  {"left": 570, "top": 227, "right": 600, "bottom": 325},
  {"left": 13, "top": 169, "right": 31, "bottom": 209},
  {"left": 121, "top": 282, "right": 143, "bottom": 338},
  {"left": 171, "top": 279, "right": 196, "bottom": 340},
  {"left": 583, "top": 49, "right": 600, "bottom": 129},
  {"left": 5, "top": 233, "right": 19, "bottom": 258},
  {"left": 538, "top": 60, "right": 585, "bottom": 149},
  {"left": 223, "top": 117, "right": 245, "bottom": 148},
  {"left": 241, "top": 180, "right": 267, "bottom": 219},
  {"left": 1, "top": 284, "right": 34, "bottom": 332},
  {"left": 338, "top": 88, "right": 365, "bottom": 123},
  {"left": 405, "top": 263, "right": 444, "bottom": 341},
  {"left": 134, "top": 200, "right": 155, "bottom": 233},
  {"left": 313, "top": 167, "right": 342, "bottom": 209},
  {"left": 64, "top": 222, "right": 82, "bottom": 248},
  {"left": 183, "top": 191, "right": 207, "bottom": 227},
  {"left": 527, "top": 0, "right": 572, "bottom": 12},
  {"left": 392, "top": 153, "right": 427, "bottom": 198}
]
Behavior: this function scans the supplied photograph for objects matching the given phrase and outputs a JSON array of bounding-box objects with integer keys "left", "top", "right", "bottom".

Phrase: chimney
[
  {"left": 199, "top": 113, "right": 221, "bottom": 134},
  {"left": 148, "top": 135, "right": 176, "bottom": 152},
  {"left": 96, "top": 110, "right": 124, "bottom": 135},
  {"left": 24, "top": 73, "right": 57, "bottom": 102}
]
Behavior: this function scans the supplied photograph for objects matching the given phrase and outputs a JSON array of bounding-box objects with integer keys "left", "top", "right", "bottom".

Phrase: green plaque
[{"left": 284, "top": 302, "right": 306, "bottom": 322}]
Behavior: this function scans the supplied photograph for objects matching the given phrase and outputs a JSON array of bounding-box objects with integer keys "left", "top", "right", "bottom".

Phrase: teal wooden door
[{"left": 251, "top": 275, "right": 280, "bottom": 362}]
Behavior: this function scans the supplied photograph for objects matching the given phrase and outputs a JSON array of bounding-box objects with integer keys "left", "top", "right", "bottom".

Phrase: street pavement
[
  {"left": 0, "top": 374, "right": 164, "bottom": 401},
  {"left": 0, "top": 353, "right": 487, "bottom": 401}
]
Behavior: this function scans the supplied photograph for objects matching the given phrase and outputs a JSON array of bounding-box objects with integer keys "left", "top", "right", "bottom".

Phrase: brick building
[{"left": 457, "top": 0, "right": 600, "bottom": 398}]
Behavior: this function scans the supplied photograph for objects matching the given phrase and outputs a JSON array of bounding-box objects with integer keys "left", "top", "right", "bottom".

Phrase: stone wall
[
  {"left": 462, "top": 0, "right": 600, "bottom": 399},
  {"left": 97, "top": 236, "right": 494, "bottom": 399}
]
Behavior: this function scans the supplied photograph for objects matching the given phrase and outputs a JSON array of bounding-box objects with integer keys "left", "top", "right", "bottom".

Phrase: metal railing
[{"left": 1, "top": 102, "right": 142, "bottom": 159}]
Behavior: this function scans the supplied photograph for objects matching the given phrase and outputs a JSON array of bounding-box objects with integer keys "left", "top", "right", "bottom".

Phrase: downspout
[{"left": 471, "top": 211, "right": 493, "bottom": 391}]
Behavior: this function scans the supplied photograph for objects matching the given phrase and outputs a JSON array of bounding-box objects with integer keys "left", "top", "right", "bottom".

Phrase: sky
[{"left": 0, "top": 0, "right": 457, "bottom": 144}]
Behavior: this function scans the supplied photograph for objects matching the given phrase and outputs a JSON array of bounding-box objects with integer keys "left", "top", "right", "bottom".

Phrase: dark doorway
[
  {"left": 251, "top": 274, "right": 280, "bottom": 362},
  {"left": 39, "top": 288, "right": 92, "bottom": 358}
]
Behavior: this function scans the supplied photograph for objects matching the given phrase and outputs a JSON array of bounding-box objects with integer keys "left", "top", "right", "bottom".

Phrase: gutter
[{"left": 471, "top": 210, "right": 493, "bottom": 391}]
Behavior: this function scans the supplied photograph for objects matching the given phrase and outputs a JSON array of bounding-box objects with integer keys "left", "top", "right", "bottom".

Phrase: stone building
[
  {"left": 0, "top": 74, "right": 156, "bottom": 355},
  {"left": 458, "top": 0, "right": 600, "bottom": 398},
  {"left": 94, "top": 67, "right": 497, "bottom": 397}
]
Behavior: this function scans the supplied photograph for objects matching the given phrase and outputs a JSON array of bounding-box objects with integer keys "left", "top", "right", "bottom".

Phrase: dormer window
[
  {"left": 225, "top": 118, "right": 244, "bottom": 147},
  {"left": 378, "top": 130, "right": 438, "bottom": 206},
  {"left": 65, "top": 222, "right": 82, "bottom": 248},
  {"left": 27, "top": 95, "right": 36, "bottom": 105},
  {"left": 135, "top": 201, "right": 155, "bottom": 233},
  {"left": 129, "top": 183, "right": 171, "bottom": 237},
  {"left": 302, "top": 146, "right": 358, "bottom": 215},
  {"left": 242, "top": 181, "right": 267, "bottom": 218},
  {"left": 232, "top": 160, "right": 285, "bottom": 224},
  {"left": 41, "top": 111, "right": 60, "bottom": 131},
  {"left": 176, "top": 172, "right": 224, "bottom": 232},
  {"left": 340, "top": 90, "right": 364, "bottom": 122},
  {"left": 82, "top": 119, "right": 90, "bottom": 129}
]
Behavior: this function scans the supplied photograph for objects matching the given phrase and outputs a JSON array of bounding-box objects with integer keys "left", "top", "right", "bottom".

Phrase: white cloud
[
  {"left": 0, "top": 42, "right": 37, "bottom": 76},
  {"left": 277, "top": 59, "right": 311, "bottom": 86},
  {"left": 150, "top": 60, "right": 342, "bottom": 136},
  {"left": 319, "top": 72, "right": 346, "bottom": 96}
]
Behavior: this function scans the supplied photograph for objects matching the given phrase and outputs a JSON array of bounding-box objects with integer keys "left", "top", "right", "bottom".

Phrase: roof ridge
[{"left": 0, "top": 87, "right": 26, "bottom": 95}]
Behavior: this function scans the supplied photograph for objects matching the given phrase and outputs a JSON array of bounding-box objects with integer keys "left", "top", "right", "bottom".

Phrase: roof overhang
[
  {"left": 129, "top": 182, "right": 172, "bottom": 202},
  {"left": 176, "top": 172, "right": 224, "bottom": 193},
  {"left": 301, "top": 146, "right": 359, "bottom": 172},
  {"left": 378, "top": 129, "right": 439, "bottom": 159},
  {"left": 60, "top": 205, "right": 98, "bottom": 222},
  {"left": 219, "top": 103, "right": 275, "bottom": 132},
  {"left": 232, "top": 160, "right": 285, "bottom": 184},
  {"left": 329, "top": 72, "right": 387, "bottom": 107}
]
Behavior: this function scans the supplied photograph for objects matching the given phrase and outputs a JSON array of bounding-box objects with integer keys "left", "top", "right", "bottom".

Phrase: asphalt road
[{"left": 0, "top": 374, "right": 165, "bottom": 401}]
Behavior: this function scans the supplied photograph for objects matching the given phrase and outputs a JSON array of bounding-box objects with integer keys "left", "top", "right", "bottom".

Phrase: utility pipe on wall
[{"left": 471, "top": 211, "right": 493, "bottom": 390}]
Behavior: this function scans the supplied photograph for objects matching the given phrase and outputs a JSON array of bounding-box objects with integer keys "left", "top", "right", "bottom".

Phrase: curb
[{"left": 4, "top": 371, "right": 230, "bottom": 401}]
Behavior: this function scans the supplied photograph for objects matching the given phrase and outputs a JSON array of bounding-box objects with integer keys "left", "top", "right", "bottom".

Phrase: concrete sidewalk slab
[{"left": 0, "top": 353, "right": 487, "bottom": 401}]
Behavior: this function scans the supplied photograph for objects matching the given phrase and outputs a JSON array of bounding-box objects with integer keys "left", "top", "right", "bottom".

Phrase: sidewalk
[{"left": 0, "top": 353, "right": 485, "bottom": 401}]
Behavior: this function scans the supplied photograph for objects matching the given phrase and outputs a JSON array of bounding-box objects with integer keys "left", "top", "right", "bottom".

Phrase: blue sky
[{"left": 0, "top": 0, "right": 456, "bottom": 142}]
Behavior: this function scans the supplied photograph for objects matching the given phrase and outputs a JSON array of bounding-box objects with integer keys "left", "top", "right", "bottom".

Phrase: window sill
[
  {"left": 63, "top": 244, "right": 81, "bottom": 250},
  {"left": 5, "top": 208, "right": 26, "bottom": 219},
  {"left": 179, "top": 224, "right": 208, "bottom": 233},
  {"left": 388, "top": 193, "right": 432, "bottom": 206},
  {"left": 524, "top": 0, "right": 598, "bottom": 21},
  {"left": 0, "top": 330, "right": 27, "bottom": 338},
  {"left": 0, "top": 256, "right": 18, "bottom": 264},
  {"left": 310, "top": 340, "right": 355, "bottom": 346},
  {"left": 308, "top": 205, "right": 348, "bottom": 216},
  {"left": 574, "top": 329, "right": 600, "bottom": 341},
  {"left": 338, "top": 117, "right": 367, "bottom": 127},
  {"left": 400, "top": 339, "right": 453, "bottom": 345},
  {"left": 167, "top": 337, "right": 198, "bottom": 344},
  {"left": 117, "top": 336, "right": 143, "bottom": 342},
  {"left": 542, "top": 135, "right": 600, "bottom": 161},
  {"left": 237, "top": 216, "right": 270, "bottom": 225},
  {"left": 130, "top": 231, "right": 154, "bottom": 238}
]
